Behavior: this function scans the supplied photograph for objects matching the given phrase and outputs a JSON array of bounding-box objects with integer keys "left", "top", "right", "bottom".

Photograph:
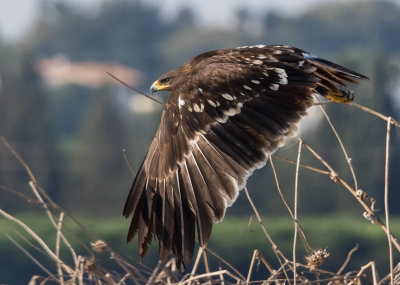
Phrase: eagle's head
[
  {"left": 150, "top": 67, "right": 187, "bottom": 93},
  {"left": 150, "top": 53, "right": 209, "bottom": 94},
  {"left": 150, "top": 72, "right": 175, "bottom": 93}
]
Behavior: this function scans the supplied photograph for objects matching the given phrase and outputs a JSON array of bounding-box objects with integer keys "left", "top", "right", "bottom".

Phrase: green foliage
[
  {"left": 210, "top": 215, "right": 400, "bottom": 273},
  {"left": 60, "top": 88, "right": 131, "bottom": 215},
  {"left": 48, "top": 85, "right": 94, "bottom": 139},
  {"left": 0, "top": 214, "right": 398, "bottom": 283},
  {"left": 0, "top": 52, "right": 59, "bottom": 208}
]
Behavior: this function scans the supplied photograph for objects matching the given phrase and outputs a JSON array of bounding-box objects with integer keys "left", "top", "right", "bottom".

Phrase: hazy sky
[{"left": 1, "top": 0, "right": 399, "bottom": 41}]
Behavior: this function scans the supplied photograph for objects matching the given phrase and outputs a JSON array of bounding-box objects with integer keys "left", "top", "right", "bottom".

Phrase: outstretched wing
[{"left": 123, "top": 45, "right": 367, "bottom": 268}]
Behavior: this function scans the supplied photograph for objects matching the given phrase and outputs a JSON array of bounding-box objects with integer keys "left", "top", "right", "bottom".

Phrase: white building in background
[
  {"left": 36, "top": 55, "right": 143, "bottom": 88},
  {"left": 36, "top": 55, "right": 162, "bottom": 114}
]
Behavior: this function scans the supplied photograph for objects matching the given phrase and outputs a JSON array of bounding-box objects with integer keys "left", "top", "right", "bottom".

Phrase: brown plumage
[{"left": 123, "top": 45, "right": 368, "bottom": 268}]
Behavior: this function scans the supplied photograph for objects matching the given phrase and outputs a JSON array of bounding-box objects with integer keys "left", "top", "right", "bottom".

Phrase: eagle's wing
[{"left": 123, "top": 45, "right": 367, "bottom": 268}]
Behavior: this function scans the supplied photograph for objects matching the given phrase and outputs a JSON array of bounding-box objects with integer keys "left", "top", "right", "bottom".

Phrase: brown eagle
[{"left": 123, "top": 45, "right": 367, "bottom": 268}]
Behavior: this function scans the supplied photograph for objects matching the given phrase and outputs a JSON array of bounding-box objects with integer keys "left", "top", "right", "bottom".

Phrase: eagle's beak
[
  {"left": 150, "top": 80, "right": 159, "bottom": 94},
  {"left": 150, "top": 80, "right": 170, "bottom": 94}
]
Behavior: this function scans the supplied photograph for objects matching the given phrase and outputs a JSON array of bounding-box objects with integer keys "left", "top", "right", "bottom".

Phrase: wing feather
[{"left": 183, "top": 156, "right": 214, "bottom": 246}]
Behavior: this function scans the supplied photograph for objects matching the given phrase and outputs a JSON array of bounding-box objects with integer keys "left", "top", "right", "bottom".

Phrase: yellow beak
[{"left": 150, "top": 80, "right": 170, "bottom": 93}]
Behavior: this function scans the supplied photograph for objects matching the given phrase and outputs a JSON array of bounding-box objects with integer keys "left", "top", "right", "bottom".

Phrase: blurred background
[{"left": 0, "top": 0, "right": 399, "bottom": 283}]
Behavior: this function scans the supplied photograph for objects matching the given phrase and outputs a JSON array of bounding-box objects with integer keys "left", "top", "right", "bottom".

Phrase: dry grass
[{"left": 0, "top": 100, "right": 399, "bottom": 284}]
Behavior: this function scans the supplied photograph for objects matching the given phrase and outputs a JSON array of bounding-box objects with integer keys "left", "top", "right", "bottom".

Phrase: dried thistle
[
  {"left": 85, "top": 258, "right": 97, "bottom": 273},
  {"left": 305, "top": 248, "right": 330, "bottom": 271},
  {"left": 91, "top": 240, "right": 108, "bottom": 252},
  {"left": 363, "top": 212, "right": 378, "bottom": 224}
]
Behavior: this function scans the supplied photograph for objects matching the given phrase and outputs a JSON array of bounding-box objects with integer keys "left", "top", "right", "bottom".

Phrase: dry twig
[
  {"left": 293, "top": 139, "right": 302, "bottom": 285},
  {"left": 0, "top": 209, "right": 73, "bottom": 275},
  {"left": 349, "top": 102, "right": 400, "bottom": 128},
  {"left": 384, "top": 117, "right": 394, "bottom": 285},
  {"left": 107, "top": 71, "right": 164, "bottom": 106},
  {"left": 318, "top": 102, "right": 358, "bottom": 191},
  {"left": 336, "top": 244, "right": 359, "bottom": 275},
  {"left": 302, "top": 142, "right": 400, "bottom": 253}
]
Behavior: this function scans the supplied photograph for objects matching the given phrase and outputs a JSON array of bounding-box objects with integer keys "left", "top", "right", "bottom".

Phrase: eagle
[{"left": 123, "top": 45, "right": 367, "bottom": 268}]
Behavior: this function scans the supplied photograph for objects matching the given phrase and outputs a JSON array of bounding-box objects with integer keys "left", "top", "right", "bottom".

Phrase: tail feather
[
  {"left": 307, "top": 57, "right": 368, "bottom": 103},
  {"left": 310, "top": 57, "right": 368, "bottom": 80}
]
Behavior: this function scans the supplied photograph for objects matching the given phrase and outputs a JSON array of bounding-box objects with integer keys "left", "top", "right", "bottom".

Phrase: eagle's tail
[{"left": 307, "top": 57, "right": 368, "bottom": 103}]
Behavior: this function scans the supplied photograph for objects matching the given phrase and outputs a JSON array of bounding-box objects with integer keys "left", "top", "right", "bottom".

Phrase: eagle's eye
[{"left": 160, "top": 77, "right": 171, "bottom": 84}]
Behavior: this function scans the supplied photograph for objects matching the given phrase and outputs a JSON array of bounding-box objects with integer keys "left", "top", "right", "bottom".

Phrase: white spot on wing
[
  {"left": 269, "top": 83, "right": 279, "bottom": 91},
  {"left": 223, "top": 108, "right": 240, "bottom": 116},
  {"left": 273, "top": 49, "right": 283, "bottom": 55},
  {"left": 274, "top": 67, "right": 287, "bottom": 76},
  {"left": 269, "top": 56, "right": 278, "bottom": 62},
  {"left": 257, "top": 54, "right": 267, "bottom": 59},
  {"left": 222, "top": 93, "right": 234, "bottom": 101},
  {"left": 193, "top": 103, "right": 201, "bottom": 112},
  {"left": 198, "top": 88, "right": 203, "bottom": 93},
  {"left": 178, "top": 96, "right": 185, "bottom": 108},
  {"left": 274, "top": 68, "right": 288, "bottom": 85},
  {"left": 251, "top": 80, "right": 260, "bottom": 84},
  {"left": 207, "top": 99, "right": 217, "bottom": 107},
  {"left": 280, "top": 77, "right": 288, "bottom": 84},
  {"left": 243, "top": 85, "right": 252, "bottom": 90},
  {"left": 216, "top": 116, "right": 228, "bottom": 123},
  {"left": 253, "top": 59, "right": 263, "bottom": 65},
  {"left": 298, "top": 60, "right": 305, "bottom": 67},
  {"left": 223, "top": 102, "right": 243, "bottom": 116}
]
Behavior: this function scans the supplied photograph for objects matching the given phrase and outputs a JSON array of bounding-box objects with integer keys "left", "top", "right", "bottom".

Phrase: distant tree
[
  {"left": 261, "top": 1, "right": 400, "bottom": 54},
  {"left": 48, "top": 85, "right": 94, "bottom": 139},
  {"left": 0, "top": 52, "right": 58, "bottom": 209},
  {"left": 62, "top": 87, "right": 130, "bottom": 215}
]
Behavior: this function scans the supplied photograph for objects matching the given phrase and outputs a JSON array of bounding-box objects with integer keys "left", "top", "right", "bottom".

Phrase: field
[{"left": 1, "top": 213, "right": 399, "bottom": 283}]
